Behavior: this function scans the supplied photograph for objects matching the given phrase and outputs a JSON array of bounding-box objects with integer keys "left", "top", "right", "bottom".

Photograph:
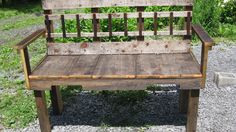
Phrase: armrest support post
[
  {"left": 19, "top": 47, "right": 31, "bottom": 89},
  {"left": 192, "top": 25, "right": 214, "bottom": 88},
  {"left": 200, "top": 44, "right": 209, "bottom": 88}
]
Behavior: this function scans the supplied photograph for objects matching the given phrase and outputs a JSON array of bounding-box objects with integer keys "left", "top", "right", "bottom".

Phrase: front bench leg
[
  {"left": 179, "top": 90, "right": 189, "bottom": 114},
  {"left": 50, "top": 86, "right": 63, "bottom": 115},
  {"left": 186, "top": 90, "right": 200, "bottom": 132},
  {"left": 34, "top": 90, "right": 51, "bottom": 132}
]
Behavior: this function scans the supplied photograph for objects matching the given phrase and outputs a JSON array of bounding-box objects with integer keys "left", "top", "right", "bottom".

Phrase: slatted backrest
[{"left": 43, "top": 0, "right": 193, "bottom": 55}]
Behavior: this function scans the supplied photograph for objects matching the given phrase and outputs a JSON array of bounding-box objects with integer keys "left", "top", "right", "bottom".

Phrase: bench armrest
[
  {"left": 192, "top": 25, "right": 215, "bottom": 48},
  {"left": 14, "top": 28, "right": 46, "bottom": 50},
  {"left": 192, "top": 25, "right": 214, "bottom": 88}
]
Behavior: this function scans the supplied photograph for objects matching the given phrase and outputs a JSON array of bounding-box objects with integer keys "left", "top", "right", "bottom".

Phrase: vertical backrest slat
[
  {"left": 92, "top": 8, "right": 100, "bottom": 41},
  {"left": 186, "top": 12, "right": 191, "bottom": 36},
  {"left": 138, "top": 12, "right": 143, "bottom": 38},
  {"left": 124, "top": 13, "right": 128, "bottom": 37},
  {"left": 137, "top": 7, "right": 144, "bottom": 41},
  {"left": 154, "top": 12, "right": 158, "bottom": 35},
  {"left": 61, "top": 15, "right": 66, "bottom": 38},
  {"left": 45, "top": 15, "right": 51, "bottom": 41},
  {"left": 93, "top": 13, "right": 97, "bottom": 39},
  {"left": 170, "top": 12, "right": 173, "bottom": 35},
  {"left": 184, "top": 6, "right": 193, "bottom": 39},
  {"left": 76, "top": 14, "right": 81, "bottom": 37},
  {"left": 108, "top": 14, "right": 112, "bottom": 37}
]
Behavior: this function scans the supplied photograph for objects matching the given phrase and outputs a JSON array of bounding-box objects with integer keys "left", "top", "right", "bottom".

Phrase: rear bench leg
[
  {"left": 186, "top": 90, "right": 200, "bottom": 132},
  {"left": 50, "top": 86, "right": 63, "bottom": 115},
  {"left": 34, "top": 90, "right": 51, "bottom": 132},
  {"left": 179, "top": 90, "right": 189, "bottom": 114}
]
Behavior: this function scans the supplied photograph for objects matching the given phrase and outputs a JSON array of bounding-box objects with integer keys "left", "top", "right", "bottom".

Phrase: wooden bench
[{"left": 15, "top": 0, "right": 214, "bottom": 132}]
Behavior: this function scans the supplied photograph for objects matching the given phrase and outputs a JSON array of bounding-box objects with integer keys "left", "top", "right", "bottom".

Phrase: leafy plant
[{"left": 221, "top": 0, "right": 236, "bottom": 24}]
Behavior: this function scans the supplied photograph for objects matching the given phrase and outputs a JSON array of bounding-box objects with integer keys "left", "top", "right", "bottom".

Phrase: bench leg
[
  {"left": 50, "top": 86, "right": 63, "bottom": 115},
  {"left": 179, "top": 90, "right": 189, "bottom": 114},
  {"left": 186, "top": 90, "right": 200, "bottom": 132},
  {"left": 34, "top": 90, "right": 51, "bottom": 132}
]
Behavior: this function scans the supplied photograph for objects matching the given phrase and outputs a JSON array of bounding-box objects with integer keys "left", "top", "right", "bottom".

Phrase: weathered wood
[
  {"left": 108, "top": 14, "right": 112, "bottom": 37},
  {"left": 30, "top": 78, "right": 201, "bottom": 90},
  {"left": 61, "top": 15, "right": 66, "bottom": 38},
  {"left": 186, "top": 90, "right": 200, "bottom": 132},
  {"left": 14, "top": 29, "right": 46, "bottom": 49},
  {"left": 183, "top": 6, "right": 192, "bottom": 40},
  {"left": 42, "top": 0, "right": 193, "bottom": 9},
  {"left": 179, "top": 90, "right": 189, "bottom": 114},
  {"left": 192, "top": 25, "right": 214, "bottom": 46},
  {"left": 92, "top": 8, "right": 100, "bottom": 41},
  {"left": 29, "top": 53, "right": 202, "bottom": 80},
  {"left": 47, "top": 40, "right": 191, "bottom": 55},
  {"left": 200, "top": 45, "right": 209, "bottom": 88},
  {"left": 48, "top": 30, "right": 189, "bottom": 38},
  {"left": 76, "top": 14, "right": 81, "bottom": 37},
  {"left": 124, "top": 13, "right": 128, "bottom": 36},
  {"left": 154, "top": 12, "right": 158, "bottom": 35},
  {"left": 137, "top": 7, "right": 144, "bottom": 41},
  {"left": 50, "top": 86, "right": 63, "bottom": 115},
  {"left": 44, "top": 10, "right": 54, "bottom": 42},
  {"left": 170, "top": 12, "right": 173, "bottom": 35},
  {"left": 47, "top": 11, "right": 192, "bottom": 20},
  {"left": 34, "top": 90, "right": 51, "bottom": 132},
  {"left": 19, "top": 48, "right": 31, "bottom": 89}
]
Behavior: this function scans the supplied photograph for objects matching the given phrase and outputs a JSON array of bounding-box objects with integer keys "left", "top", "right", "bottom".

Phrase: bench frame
[{"left": 15, "top": 2, "right": 214, "bottom": 132}]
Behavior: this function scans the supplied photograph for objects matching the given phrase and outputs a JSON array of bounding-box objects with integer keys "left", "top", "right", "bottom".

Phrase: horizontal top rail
[
  {"left": 42, "top": 0, "right": 193, "bottom": 9},
  {"left": 46, "top": 11, "right": 192, "bottom": 20}
]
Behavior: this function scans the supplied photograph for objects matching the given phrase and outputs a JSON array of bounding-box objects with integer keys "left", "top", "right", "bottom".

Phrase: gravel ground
[{"left": 4, "top": 43, "right": 236, "bottom": 132}]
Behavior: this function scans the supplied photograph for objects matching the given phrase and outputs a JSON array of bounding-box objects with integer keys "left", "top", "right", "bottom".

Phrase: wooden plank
[
  {"left": 15, "top": 29, "right": 46, "bottom": 49},
  {"left": 48, "top": 30, "right": 189, "bottom": 38},
  {"left": 76, "top": 14, "right": 81, "bottom": 37},
  {"left": 29, "top": 53, "right": 202, "bottom": 80},
  {"left": 136, "top": 53, "right": 201, "bottom": 78},
  {"left": 19, "top": 48, "right": 31, "bottom": 89},
  {"left": 186, "top": 90, "right": 200, "bottom": 132},
  {"left": 124, "top": 13, "right": 128, "bottom": 36},
  {"left": 47, "top": 40, "right": 191, "bottom": 55},
  {"left": 200, "top": 45, "right": 209, "bottom": 88},
  {"left": 92, "top": 55, "right": 136, "bottom": 79},
  {"left": 154, "top": 12, "right": 158, "bottom": 35},
  {"left": 34, "top": 90, "right": 51, "bottom": 132},
  {"left": 44, "top": 10, "right": 54, "bottom": 42},
  {"left": 92, "top": 8, "right": 100, "bottom": 41},
  {"left": 192, "top": 25, "right": 214, "bottom": 46},
  {"left": 108, "top": 14, "right": 112, "bottom": 37},
  {"left": 184, "top": 6, "right": 192, "bottom": 40},
  {"left": 61, "top": 15, "right": 66, "bottom": 38},
  {"left": 170, "top": 12, "right": 173, "bottom": 35},
  {"left": 42, "top": 0, "right": 193, "bottom": 9},
  {"left": 137, "top": 7, "right": 144, "bottom": 41},
  {"left": 47, "top": 11, "right": 192, "bottom": 20},
  {"left": 29, "top": 78, "right": 201, "bottom": 90}
]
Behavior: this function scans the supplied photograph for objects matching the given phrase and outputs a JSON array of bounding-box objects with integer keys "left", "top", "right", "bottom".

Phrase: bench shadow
[{"left": 50, "top": 86, "right": 186, "bottom": 127}]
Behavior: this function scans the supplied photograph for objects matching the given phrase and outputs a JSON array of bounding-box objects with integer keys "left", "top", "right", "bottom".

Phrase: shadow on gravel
[{"left": 50, "top": 86, "right": 186, "bottom": 127}]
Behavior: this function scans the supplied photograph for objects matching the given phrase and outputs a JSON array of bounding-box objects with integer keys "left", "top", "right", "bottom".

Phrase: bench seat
[{"left": 30, "top": 53, "right": 201, "bottom": 80}]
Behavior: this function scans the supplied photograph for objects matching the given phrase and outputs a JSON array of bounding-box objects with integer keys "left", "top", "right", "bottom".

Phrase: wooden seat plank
[
  {"left": 30, "top": 53, "right": 202, "bottom": 80},
  {"left": 92, "top": 54, "right": 136, "bottom": 79}
]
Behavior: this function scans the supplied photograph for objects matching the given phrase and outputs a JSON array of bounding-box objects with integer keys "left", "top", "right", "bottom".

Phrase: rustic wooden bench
[{"left": 15, "top": 0, "right": 214, "bottom": 132}]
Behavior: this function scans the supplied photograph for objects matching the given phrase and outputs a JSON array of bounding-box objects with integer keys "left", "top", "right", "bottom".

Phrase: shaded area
[{"left": 50, "top": 87, "right": 186, "bottom": 127}]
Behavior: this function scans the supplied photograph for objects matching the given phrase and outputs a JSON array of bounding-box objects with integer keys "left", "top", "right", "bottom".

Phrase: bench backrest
[{"left": 43, "top": 0, "right": 193, "bottom": 55}]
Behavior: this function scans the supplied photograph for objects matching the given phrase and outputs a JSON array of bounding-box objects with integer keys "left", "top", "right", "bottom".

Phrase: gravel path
[{"left": 4, "top": 43, "right": 236, "bottom": 132}]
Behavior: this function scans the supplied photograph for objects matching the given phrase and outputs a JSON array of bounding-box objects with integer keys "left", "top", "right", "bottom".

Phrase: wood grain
[
  {"left": 47, "top": 40, "right": 191, "bottom": 55},
  {"left": 42, "top": 0, "right": 193, "bottom": 9},
  {"left": 29, "top": 53, "right": 201, "bottom": 80}
]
